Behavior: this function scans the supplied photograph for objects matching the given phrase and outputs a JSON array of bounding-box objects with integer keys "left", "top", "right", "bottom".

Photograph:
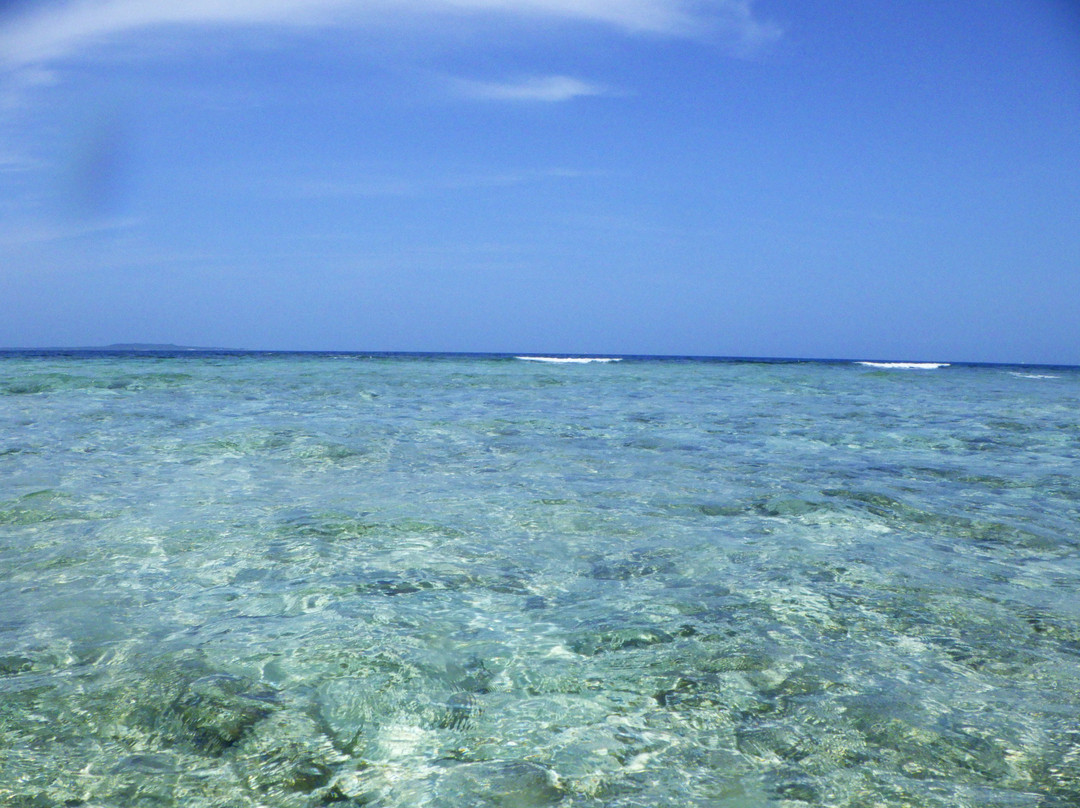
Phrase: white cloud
[
  {"left": 455, "top": 74, "right": 611, "bottom": 102},
  {"left": 0, "top": 0, "right": 779, "bottom": 70}
]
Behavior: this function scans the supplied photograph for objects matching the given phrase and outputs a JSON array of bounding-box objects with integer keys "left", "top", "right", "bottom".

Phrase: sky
[{"left": 0, "top": 0, "right": 1078, "bottom": 363}]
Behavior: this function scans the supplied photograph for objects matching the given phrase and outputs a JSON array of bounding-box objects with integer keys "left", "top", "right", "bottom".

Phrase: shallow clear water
[{"left": 1, "top": 352, "right": 1078, "bottom": 807}]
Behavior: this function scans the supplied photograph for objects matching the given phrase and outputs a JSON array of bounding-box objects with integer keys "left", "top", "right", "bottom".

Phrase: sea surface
[{"left": 1, "top": 351, "right": 1078, "bottom": 807}]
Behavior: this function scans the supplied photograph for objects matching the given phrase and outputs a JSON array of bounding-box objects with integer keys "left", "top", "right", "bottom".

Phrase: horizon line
[{"left": 0, "top": 345, "right": 1076, "bottom": 370}]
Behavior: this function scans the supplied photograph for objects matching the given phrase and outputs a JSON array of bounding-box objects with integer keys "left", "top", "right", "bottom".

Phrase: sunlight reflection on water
[{"left": 1, "top": 353, "right": 1078, "bottom": 806}]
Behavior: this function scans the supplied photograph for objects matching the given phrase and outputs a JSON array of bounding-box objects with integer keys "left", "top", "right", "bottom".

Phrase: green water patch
[
  {"left": 752, "top": 496, "right": 833, "bottom": 517},
  {"left": 0, "top": 651, "right": 350, "bottom": 807},
  {"left": 659, "top": 495, "right": 837, "bottom": 522},
  {"left": 293, "top": 440, "right": 368, "bottom": 462},
  {"left": 587, "top": 548, "right": 679, "bottom": 581},
  {"left": 346, "top": 567, "right": 530, "bottom": 599},
  {"left": 904, "top": 465, "right": 1029, "bottom": 490},
  {"left": 0, "top": 490, "right": 100, "bottom": 526},
  {"left": 1037, "top": 472, "right": 1080, "bottom": 501},
  {"left": 842, "top": 699, "right": 1011, "bottom": 784},
  {"left": 358, "top": 566, "right": 531, "bottom": 600},
  {"left": 821, "top": 488, "right": 1058, "bottom": 550},
  {"left": 568, "top": 626, "right": 675, "bottom": 656},
  {"left": 152, "top": 671, "right": 279, "bottom": 756},
  {"left": 0, "top": 370, "right": 195, "bottom": 396},
  {"left": 694, "top": 502, "right": 746, "bottom": 517},
  {"left": 269, "top": 512, "right": 474, "bottom": 573},
  {"left": 91, "top": 371, "right": 195, "bottom": 391},
  {"left": 435, "top": 760, "right": 564, "bottom": 807},
  {"left": 0, "top": 655, "right": 34, "bottom": 675},
  {"left": 1, "top": 372, "right": 83, "bottom": 395},
  {"left": 281, "top": 511, "right": 465, "bottom": 543},
  {"left": 280, "top": 511, "right": 383, "bottom": 542},
  {"left": 196, "top": 431, "right": 297, "bottom": 456},
  {"left": 1019, "top": 608, "right": 1080, "bottom": 660},
  {"left": 1022, "top": 729, "right": 1080, "bottom": 807},
  {"left": 183, "top": 431, "right": 379, "bottom": 466}
]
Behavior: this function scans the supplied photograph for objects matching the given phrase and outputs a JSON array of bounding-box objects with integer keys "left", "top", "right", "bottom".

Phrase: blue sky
[{"left": 1, "top": 0, "right": 1078, "bottom": 362}]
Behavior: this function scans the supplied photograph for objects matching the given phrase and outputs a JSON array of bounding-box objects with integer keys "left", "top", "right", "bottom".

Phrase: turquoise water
[{"left": 1, "top": 352, "right": 1078, "bottom": 807}]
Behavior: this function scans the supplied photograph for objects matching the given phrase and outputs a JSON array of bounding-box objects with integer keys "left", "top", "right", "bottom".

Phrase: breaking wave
[
  {"left": 856, "top": 361, "right": 950, "bottom": 369},
  {"left": 515, "top": 356, "right": 621, "bottom": 364},
  {"left": 1009, "top": 371, "right": 1059, "bottom": 379}
]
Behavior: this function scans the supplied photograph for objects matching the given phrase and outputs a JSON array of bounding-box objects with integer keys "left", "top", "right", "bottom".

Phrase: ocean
[{"left": 1, "top": 351, "right": 1078, "bottom": 807}]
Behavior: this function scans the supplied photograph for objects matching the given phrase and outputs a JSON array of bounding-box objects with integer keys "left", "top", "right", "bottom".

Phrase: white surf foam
[
  {"left": 516, "top": 356, "right": 621, "bottom": 364},
  {"left": 1009, "top": 371, "right": 1059, "bottom": 379},
  {"left": 856, "top": 361, "right": 950, "bottom": 369}
]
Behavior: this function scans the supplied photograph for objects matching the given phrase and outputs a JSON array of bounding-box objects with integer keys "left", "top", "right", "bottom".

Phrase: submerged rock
[
  {"left": 697, "top": 502, "right": 745, "bottom": 517},
  {"left": 735, "top": 722, "right": 809, "bottom": 762},
  {"left": 436, "top": 760, "right": 563, "bottom": 807},
  {"left": 162, "top": 673, "right": 277, "bottom": 756},
  {"left": 769, "top": 776, "right": 820, "bottom": 803},
  {"left": 444, "top": 654, "right": 497, "bottom": 694},
  {"left": 753, "top": 497, "right": 826, "bottom": 517},
  {"left": 589, "top": 555, "right": 676, "bottom": 581},
  {"left": 365, "top": 577, "right": 436, "bottom": 596},
  {"left": 233, "top": 711, "right": 347, "bottom": 803},
  {"left": 843, "top": 697, "right": 1009, "bottom": 783},
  {"left": 0, "top": 654, "right": 33, "bottom": 675},
  {"left": 436, "top": 691, "right": 483, "bottom": 731},
  {"left": 568, "top": 627, "right": 674, "bottom": 656}
]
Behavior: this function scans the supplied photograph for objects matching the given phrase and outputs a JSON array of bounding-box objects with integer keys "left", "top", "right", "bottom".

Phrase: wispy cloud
[
  {"left": 0, "top": 152, "right": 43, "bottom": 173},
  {"left": 0, "top": 1, "right": 780, "bottom": 70},
  {"left": 293, "top": 166, "right": 601, "bottom": 198},
  {"left": 0, "top": 215, "right": 140, "bottom": 248},
  {"left": 454, "top": 74, "right": 611, "bottom": 102}
]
